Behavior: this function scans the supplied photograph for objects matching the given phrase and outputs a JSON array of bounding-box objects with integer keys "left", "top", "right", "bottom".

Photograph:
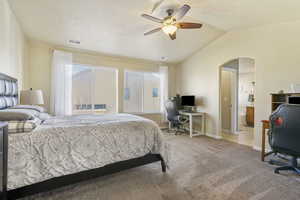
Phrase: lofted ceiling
[{"left": 9, "top": 0, "right": 300, "bottom": 63}]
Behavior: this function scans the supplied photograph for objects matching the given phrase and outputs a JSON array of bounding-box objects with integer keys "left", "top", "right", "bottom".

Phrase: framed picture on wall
[
  {"left": 152, "top": 88, "right": 158, "bottom": 97},
  {"left": 124, "top": 88, "right": 130, "bottom": 100}
]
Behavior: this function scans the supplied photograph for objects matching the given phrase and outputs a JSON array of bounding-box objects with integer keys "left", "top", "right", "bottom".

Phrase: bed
[{"left": 0, "top": 73, "right": 168, "bottom": 200}]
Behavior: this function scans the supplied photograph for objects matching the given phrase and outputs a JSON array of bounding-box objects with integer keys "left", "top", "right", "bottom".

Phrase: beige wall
[
  {"left": 0, "top": 0, "right": 28, "bottom": 90},
  {"left": 177, "top": 20, "right": 300, "bottom": 149},
  {"left": 27, "top": 41, "right": 177, "bottom": 120}
]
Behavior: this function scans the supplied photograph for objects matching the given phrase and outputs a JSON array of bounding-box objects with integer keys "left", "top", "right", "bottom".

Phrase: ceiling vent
[{"left": 69, "top": 40, "right": 80, "bottom": 44}]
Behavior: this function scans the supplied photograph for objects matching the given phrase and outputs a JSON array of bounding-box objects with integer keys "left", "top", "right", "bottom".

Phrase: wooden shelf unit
[{"left": 271, "top": 93, "right": 300, "bottom": 112}]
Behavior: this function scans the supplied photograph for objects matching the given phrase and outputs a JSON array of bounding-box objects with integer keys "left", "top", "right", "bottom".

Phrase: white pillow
[{"left": 38, "top": 113, "right": 52, "bottom": 121}]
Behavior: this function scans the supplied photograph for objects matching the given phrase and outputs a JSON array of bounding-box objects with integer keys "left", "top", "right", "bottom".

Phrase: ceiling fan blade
[
  {"left": 141, "top": 14, "right": 163, "bottom": 23},
  {"left": 144, "top": 28, "right": 161, "bottom": 36},
  {"left": 169, "top": 32, "right": 176, "bottom": 40},
  {"left": 175, "top": 4, "right": 191, "bottom": 20},
  {"left": 151, "top": 0, "right": 164, "bottom": 13},
  {"left": 177, "top": 22, "right": 202, "bottom": 29}
]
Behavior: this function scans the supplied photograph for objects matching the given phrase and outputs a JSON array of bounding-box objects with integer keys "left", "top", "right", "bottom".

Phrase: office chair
[
  {"left": 268, "top": 104, "right": 300, "bottom": 174},
  {"left": 165, "top": 99, "right": 188, "bottom": 134}
]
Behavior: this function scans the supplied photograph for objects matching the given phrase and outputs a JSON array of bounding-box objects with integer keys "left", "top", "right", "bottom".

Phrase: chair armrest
[{"left": 178, "top": 115, "right": 189, "bottom": 123}]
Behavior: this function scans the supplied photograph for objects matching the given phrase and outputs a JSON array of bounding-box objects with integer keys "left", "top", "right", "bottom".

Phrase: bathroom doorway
[{"left": 220, "top": 58, "right": 255, "bottom": 146}]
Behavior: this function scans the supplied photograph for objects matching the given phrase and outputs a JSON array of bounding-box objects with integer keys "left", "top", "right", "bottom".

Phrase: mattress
[{"left": 8, "top": 114, "right": 169, "bottom": 190}]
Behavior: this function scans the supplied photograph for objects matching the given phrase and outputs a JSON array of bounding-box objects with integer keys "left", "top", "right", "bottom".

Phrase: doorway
[{"left": 220, "top": 58, "right": 255, "bottom": 146}]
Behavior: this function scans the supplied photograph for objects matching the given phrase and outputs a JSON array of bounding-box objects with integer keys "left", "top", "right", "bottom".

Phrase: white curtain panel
[
  {"left": 50, "top": 50, "right": 73, "bottom": 116},
  {"left": 159, "top": 66, "right": 169, "bottom": 121}
]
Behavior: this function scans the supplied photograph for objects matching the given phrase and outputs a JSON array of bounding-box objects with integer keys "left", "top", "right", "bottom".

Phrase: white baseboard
[
  {"left": 253, "top": 145, "right": 271, "bottom": 152},
  {"left": 253, "top": 145, "right": 261, "bottom": 151},
  {"left": 222, "top": 129, "right": 240, "bottom": 135},
  {"left": 205, "top": 133, "right": 223, "bottom": 139},
  {"left": 222, "top": 129, "right": 231, "bottom": 134}
]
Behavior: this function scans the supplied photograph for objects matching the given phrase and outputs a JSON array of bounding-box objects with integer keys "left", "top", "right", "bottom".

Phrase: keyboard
[{"left": 182, "top": 110, "right": 196, "bottom": 113}]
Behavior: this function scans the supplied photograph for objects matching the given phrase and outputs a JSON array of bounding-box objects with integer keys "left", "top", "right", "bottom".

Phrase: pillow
[
  {"left": 11, "top": 105, "right": 46, "bottom": 113},
  {"left": 7, "top": 117, "right": 42, "bottom": 133},
  {"left": 0, "top": 109, "right": 40, "bottom": 121},
  {"left": 38, "top": 112, "right": 52, "bottom": 121}
]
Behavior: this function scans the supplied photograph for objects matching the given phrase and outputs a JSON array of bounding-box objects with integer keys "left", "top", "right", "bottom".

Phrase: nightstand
[{"left": 0, "top": 122, "right": 8, "bottom": 199}]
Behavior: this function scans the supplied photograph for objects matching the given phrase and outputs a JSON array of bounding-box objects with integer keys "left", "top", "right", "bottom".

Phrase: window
[
  {"left": 72, "top": 64, "right": 118, "bottom": 114},
  {"left": 124, "top": 70, "right": 161, "bottom": 113}
]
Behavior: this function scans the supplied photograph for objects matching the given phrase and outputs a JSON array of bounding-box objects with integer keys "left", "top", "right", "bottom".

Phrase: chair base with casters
[
  {"left": 274, "top": 156, "right": 300, "bottom": 174},
  {"left": 165, "top": 99, "right": 189, "bottom": 135},
  {"left": 168, "top": 117, "right": 189, "bottom": 135},
  {"left": 267, "top": 152, "right": 290, "bottom": 166}
]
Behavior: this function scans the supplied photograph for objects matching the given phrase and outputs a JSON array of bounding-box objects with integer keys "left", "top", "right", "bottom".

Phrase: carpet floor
[{"left": 22, "top": 134, "right": 300, "bottom": 200}]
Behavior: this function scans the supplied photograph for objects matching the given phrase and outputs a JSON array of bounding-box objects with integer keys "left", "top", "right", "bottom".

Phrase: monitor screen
[
  {"left": 288, "top": 96, "right": 300, "bottom": 104},
  {"left": 181, "top": 96, "right": 195, "bottom": 106}
]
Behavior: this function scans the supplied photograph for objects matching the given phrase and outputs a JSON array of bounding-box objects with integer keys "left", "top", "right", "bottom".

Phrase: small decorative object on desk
[{"left": 278, "top": 90, "right": 284, "bottom": 94}]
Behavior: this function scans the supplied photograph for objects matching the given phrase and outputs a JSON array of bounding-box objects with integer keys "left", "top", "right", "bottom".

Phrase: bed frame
[
  {"left": 0, "top": 72, "right": 166, "bottom": 200},
  {"left": 6, "top": 154, "right": 166, "bottom": 200}
]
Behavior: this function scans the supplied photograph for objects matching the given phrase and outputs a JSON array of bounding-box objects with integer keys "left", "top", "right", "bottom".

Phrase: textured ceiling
[
  {"left": 9, "top": 0, "right": 300, "bottom": 62},
  {"left": 187, "top": 0, "right": 300, "bottom": 31}
]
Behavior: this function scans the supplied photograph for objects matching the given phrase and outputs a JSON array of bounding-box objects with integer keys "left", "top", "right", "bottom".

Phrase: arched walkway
[{"left": 219, "top": 57, "right": 255, "bottom": 147}]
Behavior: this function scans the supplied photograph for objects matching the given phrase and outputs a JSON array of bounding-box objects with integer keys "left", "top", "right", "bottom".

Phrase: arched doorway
[{"left": 219, "top": 57, "right": 255, "bottom": 146}]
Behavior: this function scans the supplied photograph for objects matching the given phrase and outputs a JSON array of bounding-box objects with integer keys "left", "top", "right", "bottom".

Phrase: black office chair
[
  {"left": 268, "top": 104, "right": 300, "bottom": 174},
  {"left": 165, "top": 99, "right": 188, "bottom": 134}
]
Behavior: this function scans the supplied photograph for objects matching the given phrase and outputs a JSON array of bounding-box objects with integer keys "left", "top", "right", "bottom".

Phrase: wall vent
[{"left": 69, "top": 40, "right": 80, "bottom": 44}]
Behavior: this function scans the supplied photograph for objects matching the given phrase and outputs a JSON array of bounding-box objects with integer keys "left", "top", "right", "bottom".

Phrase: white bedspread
[{"left": 8, "top": 114, "right": 169, "bottom": 190}]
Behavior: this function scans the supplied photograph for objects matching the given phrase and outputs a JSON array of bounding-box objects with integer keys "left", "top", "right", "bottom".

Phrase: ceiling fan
[{"left": 141, "top": 4, "right": 202, "bottom": 40}]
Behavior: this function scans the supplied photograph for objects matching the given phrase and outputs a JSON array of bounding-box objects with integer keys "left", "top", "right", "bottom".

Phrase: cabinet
[
  {"left": 271, "top": 93, "right": 300, "bottom": 112},
  {"left": 246, "top": 106, "right": 254, "bottom": 127}
]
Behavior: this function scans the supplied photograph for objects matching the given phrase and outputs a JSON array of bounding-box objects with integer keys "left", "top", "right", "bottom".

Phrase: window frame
[
  {"left": 72, "top": 63, "right": 119, "bottom": 114},
  {"left": 123, "top": 69, "right": 162, "bottom": 114}
]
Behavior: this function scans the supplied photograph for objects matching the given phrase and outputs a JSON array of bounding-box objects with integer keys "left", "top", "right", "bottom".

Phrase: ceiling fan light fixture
[
  {"left": 162, "top": 25, "right": 177, "bottom": 35},
  {"left": 142, "top": 4, "right": 202, "bottom": 40}
]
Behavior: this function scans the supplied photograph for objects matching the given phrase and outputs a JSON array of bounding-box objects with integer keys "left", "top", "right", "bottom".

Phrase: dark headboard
[{"left": 0, "top": 73, "right": 18, "bottom": 110}]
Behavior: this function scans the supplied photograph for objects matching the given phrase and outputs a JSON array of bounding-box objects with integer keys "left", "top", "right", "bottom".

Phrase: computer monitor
[
  {"left": 181, "top": 95, "right": 195, "bottom": 106},
  {"left": 288, "top": 96, "right": 300, "bottom": 104}
]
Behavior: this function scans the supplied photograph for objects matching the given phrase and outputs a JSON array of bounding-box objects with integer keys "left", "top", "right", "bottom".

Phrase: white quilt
[{"left": 8, "top": 114, "right": 169, "bottom": 190}]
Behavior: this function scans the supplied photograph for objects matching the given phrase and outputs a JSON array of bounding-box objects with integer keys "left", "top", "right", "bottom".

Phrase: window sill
[
  {"left": 122, "top": 112, "right": 163, "bottom": 115},
  {"left": 73, "top": 109, "right": 107, "bottom": 115}
]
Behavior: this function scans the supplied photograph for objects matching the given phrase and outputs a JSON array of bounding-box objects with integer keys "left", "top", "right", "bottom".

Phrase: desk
[
  {"left": 261, "top": 120, "right": 270, "bottom": 161},
  {"left": 179, "top": 111, "right": 206, "bottom": 138}
]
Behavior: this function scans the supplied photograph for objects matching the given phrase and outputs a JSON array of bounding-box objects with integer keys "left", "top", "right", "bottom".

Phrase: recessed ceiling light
[{"left": 69, "top": 40, "right": 80, "bottom": 44}]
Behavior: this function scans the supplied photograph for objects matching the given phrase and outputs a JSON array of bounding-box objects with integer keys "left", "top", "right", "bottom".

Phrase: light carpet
[{"left": 22, "top": 134, "right": 300, "bottom": 200}]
